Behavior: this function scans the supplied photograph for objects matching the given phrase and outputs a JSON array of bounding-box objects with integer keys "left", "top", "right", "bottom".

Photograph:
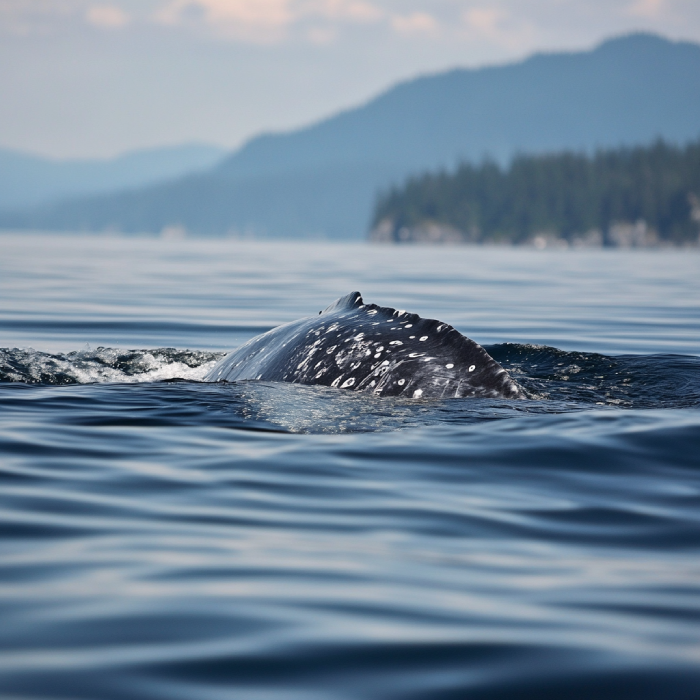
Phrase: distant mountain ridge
[
  {"left": 3, "top": 33, "right": 700, "bottom": 239},
  {"left": 219, "top": 32, "right": 700, "bottom": 176},
  {"left": 0, "top": 144, "right": 226, "bottom": 211}
]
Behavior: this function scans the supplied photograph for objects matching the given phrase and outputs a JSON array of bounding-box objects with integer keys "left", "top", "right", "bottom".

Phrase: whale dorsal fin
[{"left": 320, "top": 291, "right": 364, "bottom": 315}]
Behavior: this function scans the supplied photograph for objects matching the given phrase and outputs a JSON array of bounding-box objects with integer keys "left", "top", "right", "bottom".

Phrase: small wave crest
[{"left": 0, "top": 347, "right": 223, "bottom": 385}]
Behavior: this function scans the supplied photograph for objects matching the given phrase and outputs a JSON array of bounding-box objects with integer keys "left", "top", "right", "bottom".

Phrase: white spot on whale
[
  {"left": 413, "top": 389, "right": 423, "bottom": 398},
  {"left": 382, "top": 360, "right": 389, "bottom": 365},
  {"left": 398, "top": 379, "right": 405, "bottom": 385},
  {"left": 341, "top": 378, "right": 355, "bottom": 388},
  {"left": 469, "top": 365, "right": 476, "bottom": 372},
  {"left": 446, "top": 363, "right": 454, "bottom": 369},
  {"left": 367, "top": 309, "right": 377, "bottom": 315},
  {"left": 419, "top": 336, "right": 428, "bottom": 341},
  {"left": 409, "top": 336, "right": 416, "bottom": 339},
  {"left": 405, "top": 324, "right": 413, "bottom": 328},
  {"left": 390, "top": 340, "right": 403, "bottom": 345},
  {"left": 331, "top": 377, "right": 342, "bottom": 387}
]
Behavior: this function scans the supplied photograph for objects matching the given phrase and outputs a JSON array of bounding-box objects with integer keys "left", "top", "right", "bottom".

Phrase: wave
[
  {"left": 490, "top": 343, "right": 700, "bottom": 409},
  {"left": 0, "top": 346, "right": 222, "bottom": 385},
  {"left": 1, "top": 344, "right": 699, "bottom": 413}
]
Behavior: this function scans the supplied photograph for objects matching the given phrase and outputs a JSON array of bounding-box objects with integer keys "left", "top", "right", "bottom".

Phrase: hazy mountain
[
  {"left": 3, "top": 33, "right": 700, "bottom": 239},
  {"left": 0, "top": 143, "right": 226, "bottom": 210}
]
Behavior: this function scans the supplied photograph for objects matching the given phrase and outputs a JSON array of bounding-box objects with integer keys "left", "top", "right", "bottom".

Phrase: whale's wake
[{"left": 0, "top": 346, "right": 221, "bottom": 385}]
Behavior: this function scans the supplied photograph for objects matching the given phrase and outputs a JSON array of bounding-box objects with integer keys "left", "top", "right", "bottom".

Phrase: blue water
[{"left": 1, "top": 234, "right": 700, "bottom": 699}]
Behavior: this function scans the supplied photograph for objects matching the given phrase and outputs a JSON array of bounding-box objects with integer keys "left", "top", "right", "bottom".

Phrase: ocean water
[{"left": 1, "top": 233, "right": 699, "bottom": 700}]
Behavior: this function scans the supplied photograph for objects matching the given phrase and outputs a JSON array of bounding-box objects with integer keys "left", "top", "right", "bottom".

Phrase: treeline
[{"left": 370, "top": 139, "right": 700, "bottom": 245}]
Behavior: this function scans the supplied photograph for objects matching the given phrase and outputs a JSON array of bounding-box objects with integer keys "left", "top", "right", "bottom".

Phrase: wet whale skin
[{"left": 206, "top": 292, "right": 522, "bottom": 399}]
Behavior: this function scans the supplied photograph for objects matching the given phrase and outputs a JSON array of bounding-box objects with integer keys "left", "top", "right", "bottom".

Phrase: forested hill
[{"left": 370, "top": 140, "right": 700, "bottom": 247}]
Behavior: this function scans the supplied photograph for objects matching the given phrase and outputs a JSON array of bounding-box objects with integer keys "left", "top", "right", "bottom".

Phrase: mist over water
[{"left": 1, "top": 234, "right": 699, "bottom": 699}]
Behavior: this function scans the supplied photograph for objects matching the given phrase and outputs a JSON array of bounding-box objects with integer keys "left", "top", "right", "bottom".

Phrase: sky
[{"left": 1, "top": 0, "right": 700, "bottom": 159}]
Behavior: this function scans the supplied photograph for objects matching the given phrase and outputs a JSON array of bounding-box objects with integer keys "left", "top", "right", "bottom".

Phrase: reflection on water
[{"left": 0, "top": 234, "right": 699, "bottom": 699}]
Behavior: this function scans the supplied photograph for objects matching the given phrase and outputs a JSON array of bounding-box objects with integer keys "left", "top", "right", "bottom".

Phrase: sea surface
[{"left": 1, "top": 233, "right": 699, "bottom": 700}]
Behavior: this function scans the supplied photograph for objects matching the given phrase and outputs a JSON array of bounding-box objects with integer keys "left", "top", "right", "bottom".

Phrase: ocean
[{"left": 1, "top": 233, "right": 699, "bottom": 699}]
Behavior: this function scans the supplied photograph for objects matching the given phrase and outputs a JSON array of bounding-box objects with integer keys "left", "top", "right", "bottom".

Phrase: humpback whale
[{"left": 205, "top": 292, "right": 522, "bottom": 399}]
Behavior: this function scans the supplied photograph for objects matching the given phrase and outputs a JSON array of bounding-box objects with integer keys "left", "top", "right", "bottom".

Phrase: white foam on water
[{"left": 0, "top": 347, "right": 221, "bottom": 385}]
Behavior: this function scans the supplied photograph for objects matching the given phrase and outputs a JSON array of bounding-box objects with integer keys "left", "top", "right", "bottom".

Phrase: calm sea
[{"left": 1, "top": 233, "right": 699, "bottom": 700}]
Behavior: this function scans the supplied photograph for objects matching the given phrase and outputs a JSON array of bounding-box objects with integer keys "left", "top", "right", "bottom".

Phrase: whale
[{"left": 205, "top": 292, "right": 522, "bottom": 399}]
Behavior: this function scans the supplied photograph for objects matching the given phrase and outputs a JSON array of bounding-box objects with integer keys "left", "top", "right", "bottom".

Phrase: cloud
[
  {"left": 306, "top": 24, "right": 337, "bottom": 43},
  {"left": 2, "top": 0, "right": 699, "bottom": 50},
  {"left": 308, "top": 0, "right": 382, "bottom": 23},
  {"left": 0, "top": 0, "right": 80, "bottom": 35},
  {"left": 390, "top": 11, "right": 438, "bottom": 37},
  {"left": 155, "top": 0, "right": 383, "bottom": 42},
  {"left": 463, "top": 7, "right": 507, "bottom": 35},
  {"left": 461, "top": 6, "right": 535, "bottom": 50},
  {"left": 626, "top": 0, "right": 665, "bottom": 18},
  {"left": 154, "top": 0, "right": 287, "bottom": 42},
  {"left": 86, "top": 5, "right": 130, "bottom": 28},
  {"left": 187, "top": 0, "right": 289, "bottom": 25}
]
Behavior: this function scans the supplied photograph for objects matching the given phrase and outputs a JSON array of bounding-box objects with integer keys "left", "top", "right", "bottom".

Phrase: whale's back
[{"left": 206, "top": 292, "right": 521, "bottom": 399}]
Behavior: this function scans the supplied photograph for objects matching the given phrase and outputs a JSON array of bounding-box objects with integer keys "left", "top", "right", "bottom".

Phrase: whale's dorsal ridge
[
  {"left": 320, "top": 291, "right": 364, "bottom": 315},
  {"left": 207, "top": 293, "right": 522, "bottom": 399}
]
